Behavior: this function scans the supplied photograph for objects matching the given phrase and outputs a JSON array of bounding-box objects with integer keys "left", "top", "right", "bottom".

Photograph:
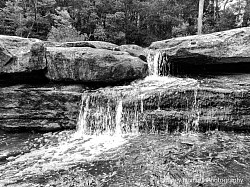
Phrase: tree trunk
[
  {"left": 214, "top": 0, "right": 219, "bottom": 20},
  {"left": 242, "top": 0, "right": 250, "bottom": 27},
  {"left": 223, "top": 0, "right": 229, "bottom": 12},
  {"left": 198, "top": 0, "right": 205, "bottom": 35}
]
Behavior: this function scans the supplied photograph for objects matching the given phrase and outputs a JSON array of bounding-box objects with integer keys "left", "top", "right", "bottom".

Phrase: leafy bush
[
  {"left": 47, "top": 25, "right": 88, "bottom": 42},
  {"left": 93, "top": 25, "right": 107, "bottom": 41}
]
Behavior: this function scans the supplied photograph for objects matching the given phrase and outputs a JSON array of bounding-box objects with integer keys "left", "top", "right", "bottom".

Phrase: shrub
[{"left": 47, "top": 25, "right": 88, "bottom": 42}]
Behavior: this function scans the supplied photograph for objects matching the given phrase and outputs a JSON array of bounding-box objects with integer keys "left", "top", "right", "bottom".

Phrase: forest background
[{"left": 0, "top": 0, "right": 249, "bottom": 46}]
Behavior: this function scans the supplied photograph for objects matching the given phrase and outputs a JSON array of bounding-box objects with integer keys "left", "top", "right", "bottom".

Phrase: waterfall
[
  {"left": 192, "top": 84, "right": 200, "bottom": 131},
  {"left": 183, "top": 84, "right": 201, "bottom": 133},
  {"left": 140, "top": 95, "right": 144, "bottom": 113},
  {"left": 75, "top": 94, "right": 128, "bottom": 135},
  {"left": 75, "top": 94, "right": 90, "bottom": 137},
  {"left": 115, "top": 99, "right": 123, "bottom": 135},
  {"left": 148, "top": 50, "right": 170, "bottom": 76},
  {"left": 153, "top": 52, "right": 161, "bottom": 76}
]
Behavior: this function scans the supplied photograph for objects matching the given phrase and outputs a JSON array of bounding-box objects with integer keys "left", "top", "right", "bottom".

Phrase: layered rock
[
  {"left": 0, "top": 85, "right": 82, "bottom": 132},
  {"left": 45, "top": 47, "right": 148, "bottom": 83},
  {"left": 148, "top": 27, "right": 250, "bottom": 75},
  {"left": 77, "top": 75, "right": 250, "bottom": 134},
  {"left": 1, "top": 74, "right": 250, "bottom": 132},
  {"left": 0, "top": 36, "right": 149, "bottom": 132}
]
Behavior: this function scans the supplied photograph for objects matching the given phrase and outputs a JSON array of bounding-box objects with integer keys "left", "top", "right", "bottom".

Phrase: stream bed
[{"left": 1, "top": 74, "right": 250, "bottom": 187}]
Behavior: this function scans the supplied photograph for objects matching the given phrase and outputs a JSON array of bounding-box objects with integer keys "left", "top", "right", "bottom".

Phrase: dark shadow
[
  {"left": 0, "top": 69, "right": 49, "bottom": 87},
  {"left": 170, "top": 57, "right": 250, "bottom": 76}
]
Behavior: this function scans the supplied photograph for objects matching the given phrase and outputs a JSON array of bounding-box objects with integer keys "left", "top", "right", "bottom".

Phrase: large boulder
[
  {"left": 0, "top": 35, "right": 46, "bottom": 73},
  {"left": 148, "top": 27, "right": 250, "bottom": 75},
  {"left": 45, "top": 47, "right": 148, "bottom": 83}
]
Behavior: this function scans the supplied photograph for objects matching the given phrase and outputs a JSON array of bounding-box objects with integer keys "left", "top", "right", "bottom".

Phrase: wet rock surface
[
  {"left": 1, "top": 74, "right": 250, "bottom": 132},
  {"left": 80, "top": 74, "right": 250, "bottom": 133},
  {"left": 0, "top": 131, "right": 249, "bottom": 187}
]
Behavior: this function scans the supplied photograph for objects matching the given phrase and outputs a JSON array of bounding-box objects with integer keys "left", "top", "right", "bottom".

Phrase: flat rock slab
[
  {"left": 147, "top": 27, "right": 250, "bottom": 75},
  {"left": 46, "top": 47, "right": 148, "bottom": 83},
  {"left": 149, "top": 27, "right": 250, "bottom": 61}
]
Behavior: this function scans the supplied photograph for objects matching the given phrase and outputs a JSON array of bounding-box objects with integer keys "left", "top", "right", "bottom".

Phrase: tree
[
  {"left": 0, "top": 1, "right": 22, "bottom": 36},
  {"left": 198, "top": 0, "right": 205, "bottom": 35},
  {"left": 47, "top": 7, "right": 88, "bottom": 42},
  {"left": 0, "top": 0, "right": 246, "bottom": 45},
  {"left": 242, "top": 0, "right": 250, "bottom": 26}
]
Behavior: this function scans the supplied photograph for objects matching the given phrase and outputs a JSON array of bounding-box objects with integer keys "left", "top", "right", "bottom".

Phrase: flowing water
[{"left": 0, "top": 74, "right": 250, "bottom": 186}]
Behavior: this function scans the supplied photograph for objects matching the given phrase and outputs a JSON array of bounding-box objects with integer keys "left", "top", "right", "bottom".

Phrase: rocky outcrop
[
  {"left": 0, "top": 85, "right": 81, "bottom": 132},
  {"left": 0, "top": 35, "right": 148, "bottom": 84},
  {"left": 0, "top": 36, "right": 148, "bottom": 132},
  {"left": 45, "top": 47, "right": 148, "bottom": 83},
  {"left": 1, "top": 75, "right": 250, "bottom": 132},
  {"left": 148, "top": 27, "right": 250, "bottom": 75},
  {"left": 0, "top": 35, "right": 46, "bottom": 74},
  {"left": 77, "top": 75, "right": 250, "bottom": 134}
]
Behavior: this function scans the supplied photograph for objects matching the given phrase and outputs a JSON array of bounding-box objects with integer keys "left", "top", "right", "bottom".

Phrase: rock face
[
  {"left": 1, "top": 75, "right": 250, "bottom": 132},
  {"left": 46, "top": 47, "right": 148, "bottom": 83},
  {"left": 148, "top": 27, "right": 250, "bottom": 75},
  {"left": 0, "top": 85, "right": 81, "bottom": 132},
  {"left": 3, "top": 28, "right": 250, "bottom": 133},
  {"left": 0, "top": 35, "right": 46, "bottom": 74},
  {"left": 0, "top": 35, "right": 148, "bottom": 132},
  {"left": 77, "top": 75, "right": 250, "bottom": 134}
]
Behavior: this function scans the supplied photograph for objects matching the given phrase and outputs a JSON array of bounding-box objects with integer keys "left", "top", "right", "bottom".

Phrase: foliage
[
  {"left": 0, "top": 0, "right": 249, "bottom": 45},
  {"left": 47, "top": 7, "right": 88, "bottom": 42},
  {"left": 47, "top": 25, "right": 88, "bottom": 42}
]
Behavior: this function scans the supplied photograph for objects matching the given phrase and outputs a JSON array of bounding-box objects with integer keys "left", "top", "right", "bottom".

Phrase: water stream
[{"left": 0, "top": 73, "right": 250, "bottom": 186}]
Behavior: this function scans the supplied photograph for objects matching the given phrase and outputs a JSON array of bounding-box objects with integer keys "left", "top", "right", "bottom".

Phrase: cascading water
[
  {"left": 184, "top": 83, "right": 201, "bottom": 133},
  {"left": 75, "top": 92, "right": 141, "bottom": 136},
  {"left": 2, "top": 59, "right": 250, "bottom": 187},
  {"left": 148, "top": 50, "right": 171, "bottom": 76},
  {"left": 192, "top": 84, "right": 200, "bottom": 131},
  {"left": 115, "top": 99, "right": 123, "bottom": 135},
  {"left": 153, "top": 52, "right": 161, "bottom": 76},
  {"left": 76, "top": 94, "right": 90, "bottom": 137}
]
